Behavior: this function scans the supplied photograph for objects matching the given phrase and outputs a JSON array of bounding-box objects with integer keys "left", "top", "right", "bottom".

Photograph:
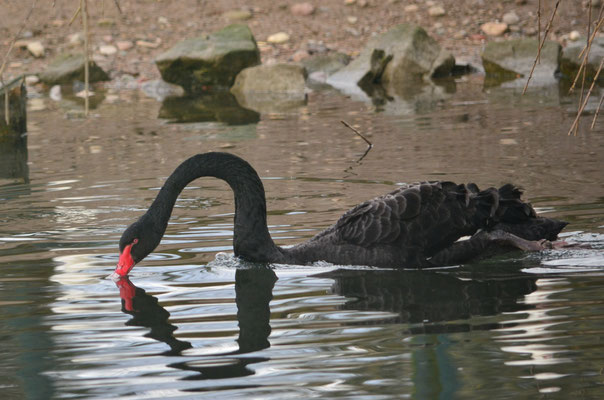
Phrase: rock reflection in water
[
  {"left": 115, "top": 267, "right": 276, "bottom": 380},
  {"left": 319, "top": 268, "right": 537, "bottom": 332},
  {"left": 158, "top": 92, "right": 260, "bottom": 125},
  {"left": 0, "top": 134, "right": 29, "bottom": 183}
]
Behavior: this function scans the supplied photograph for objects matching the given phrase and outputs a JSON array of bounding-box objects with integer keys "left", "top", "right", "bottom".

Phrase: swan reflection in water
[
  {"left": 114, "top": 266, "right": 538, "bottom": 380},
  {"left": 115, "top": 267, "right": 276, "bottom": 380}
]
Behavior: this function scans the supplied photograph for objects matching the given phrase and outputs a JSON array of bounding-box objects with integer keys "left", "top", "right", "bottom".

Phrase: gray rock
[
  {"left": 302, "top": 52, "right": 351, "bottom": 76},
  {"left": 39, "top": 53, "right": 110, "bottom": 85},
  {"left": 156, "top": 24, "right": 260, "bottom": 93},
  {"left": 481, "top": 38, "right": 561, "bottom": 86},
  {"left": 502, "top": 11, "right": 520, "bottom": 25},
  {"left": 561, "top": 36, "right": 604, "bottom": 83},
  {"left": 327, "top": 24, "right": 455, "bottom": 93},
  {"left": 230, "top": 63, "right": 307, "bottom": 113}
]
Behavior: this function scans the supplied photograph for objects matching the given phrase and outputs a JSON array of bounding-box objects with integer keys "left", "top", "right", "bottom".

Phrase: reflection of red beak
[
  {"left": 114, "top": 276, "right": 136, "bottom": 312},
  {"left": 115, "top": 243, "right": 135, "bottom": 277}
]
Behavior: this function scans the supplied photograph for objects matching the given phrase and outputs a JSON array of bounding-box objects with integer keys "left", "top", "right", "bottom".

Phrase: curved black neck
[{"left": 146, "top": 152, "right": 282, "bottom": 262}]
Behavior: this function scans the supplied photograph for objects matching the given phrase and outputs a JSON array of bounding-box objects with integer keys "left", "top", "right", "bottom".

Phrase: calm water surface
[{"left": 1, "top": 77, "right": 604, "bottom": 399}]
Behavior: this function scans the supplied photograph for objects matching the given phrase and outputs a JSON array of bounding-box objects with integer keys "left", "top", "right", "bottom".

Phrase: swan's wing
[
  {"left": 335, "top": 182, "right": 448, "bottom": 247},
  {"left": 333, "top": 181, "right": 488, "bottom": 253}
]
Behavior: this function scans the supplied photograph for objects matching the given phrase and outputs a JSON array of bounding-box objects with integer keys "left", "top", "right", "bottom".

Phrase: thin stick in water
[
  {"left": 341, "top": 120, "right": 373, "bottom": 162},
  {"left": 341, "top": 120, "right": 373, "bottom": 148}
]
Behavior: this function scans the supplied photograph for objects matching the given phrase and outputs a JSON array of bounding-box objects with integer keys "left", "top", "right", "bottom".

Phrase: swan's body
[{"left": 115, "top": 152, "right": 566, "bottom": 276}]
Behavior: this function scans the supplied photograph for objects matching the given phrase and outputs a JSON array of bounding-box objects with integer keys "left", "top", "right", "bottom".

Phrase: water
[{"left": 1, "top": 76, "right": 604, "bottom": 399}]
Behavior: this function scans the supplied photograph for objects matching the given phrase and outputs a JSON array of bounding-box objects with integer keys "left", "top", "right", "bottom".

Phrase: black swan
[{"left": 114, "top": 152, "right": 566, "bottom": 276}]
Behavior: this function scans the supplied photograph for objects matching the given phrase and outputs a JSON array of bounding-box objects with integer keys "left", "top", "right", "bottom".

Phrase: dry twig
[
  {"left": 522, "top": 0, "right": 561, "bottom": 94},
  {"left": 537, "top": 0, "right": 542, "bottom": 63},
  {"left": 567, "top": 57, "right": 604, "bottom": 136},
  {"left": 591, "top": 94, "right": 604, "bottom": 130},
  {"left": 569, "top": 9, "right": 604, "bottom": 93}
]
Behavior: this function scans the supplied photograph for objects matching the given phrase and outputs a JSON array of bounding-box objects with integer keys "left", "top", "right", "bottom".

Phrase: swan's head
[{"left": 114, "top": 217, "right": 160, "bottom": 277}]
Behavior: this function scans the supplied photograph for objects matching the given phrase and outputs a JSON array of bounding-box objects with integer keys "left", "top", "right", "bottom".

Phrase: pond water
[{"left": 1, "top": 75, "right": 604, "bottom": 399}]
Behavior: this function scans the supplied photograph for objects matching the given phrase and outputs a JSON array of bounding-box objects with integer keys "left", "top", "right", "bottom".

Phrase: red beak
[{"left": 115, "top": 243, "right": 135, "bottom": 277}]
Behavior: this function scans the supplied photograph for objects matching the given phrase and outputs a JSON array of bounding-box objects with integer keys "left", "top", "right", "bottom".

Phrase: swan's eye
[{"left": 132, "top": 238, "right": 139, "bottom": 245}]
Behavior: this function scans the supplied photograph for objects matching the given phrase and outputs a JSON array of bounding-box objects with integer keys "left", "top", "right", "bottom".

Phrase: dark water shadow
[
  {"left": 315, "top": 267, "right": 538, "bottom": 333},
  {"left": 158, "top": 92, "right": 260, "bottom": 125},
  {"left": 115, "top": 267, "right": 276, "bottom": 380}
]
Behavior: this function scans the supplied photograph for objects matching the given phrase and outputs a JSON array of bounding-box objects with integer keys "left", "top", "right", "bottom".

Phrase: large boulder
[
  {"left": 561, "top": 36, "right": 604, "bottom": 83},
  {"left": 230, "top": 63, "right": 307, "bottom": 113},
  {"left": 327, "top": 24, "right": 455, "bottom": 92},
  {"left": 481, "top": 38, "right": 561, "bottom": 86},
  {"left": 39, "top": 53, "right": 109, "bottom": 85},
  {"left": 156, "top": 24, "right": 260, "bottom": 93}
]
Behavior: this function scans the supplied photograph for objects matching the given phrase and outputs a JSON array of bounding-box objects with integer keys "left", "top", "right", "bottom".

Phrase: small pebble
[
  {"left": 291, "top": 2, "right": 315, "bottom": 16},
  {"left": 481, "top": 21, "right": 508, "bottom": 36},
  {"left": 428, "top": 6, "right": 446, "bottom": 17},
  {"left": 502, "top": 11, "right": 520, "bottom": 25},
  {"left": 50, "top": 85, "right": 62, "bottom": 101},
  {"left": 569, "top": 30, "right": 581, "bottom": 41},
  {"left": 99, "top": 45, "right": 117, "bottom": 56},
  {"left": 26, "top": 41, "right": 45, "bottom": 58},
  {"left": 347, "top": 16, "right": 358, "bottom": 24},
  {"left": 404, "top": 4, "right": 419, "bottom": 12},
  {"left": 292, "top": 49, "right": 310, "bottom": 62},
  {"left": 75, "top": 89, "right": 95, "bottom": 98},
  {"left": 116, "top": 40, "right": 134, "bottom": 51},
  {"left": 25, "top": 75, "right": 39, "bottom": 85},
  {"left": 223, "top": 10, "right": 253, "bottom": 21},
  {"left": 267, "top": 32, "right": 290, "bottom": 44},
  {"left": 68, "top": 32, "right": 84, "bottom": 45}
]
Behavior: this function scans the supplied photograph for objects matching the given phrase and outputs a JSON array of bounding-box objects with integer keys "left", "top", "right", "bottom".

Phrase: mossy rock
[
  {"left": 561, "top": 36, "right": 604, "bottom": 83},
  {"left": 39, "top": 53, "right": 109, "bottom": 85},
  {"left": 156, "top": 24, "right": 260, "bottom": 93},
  {"left": 481, "top": 38, "right": 560, "bottom": 86}
]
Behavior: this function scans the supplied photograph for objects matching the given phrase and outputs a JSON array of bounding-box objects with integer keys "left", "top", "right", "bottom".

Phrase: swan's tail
[{"left": 473, "top": 183, "right": 567, "bottom": 241}]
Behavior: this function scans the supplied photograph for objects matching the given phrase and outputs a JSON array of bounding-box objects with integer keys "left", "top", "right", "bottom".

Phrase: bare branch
[{"left": 523, "top": 0, "right": 560, "bottom": 94}]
